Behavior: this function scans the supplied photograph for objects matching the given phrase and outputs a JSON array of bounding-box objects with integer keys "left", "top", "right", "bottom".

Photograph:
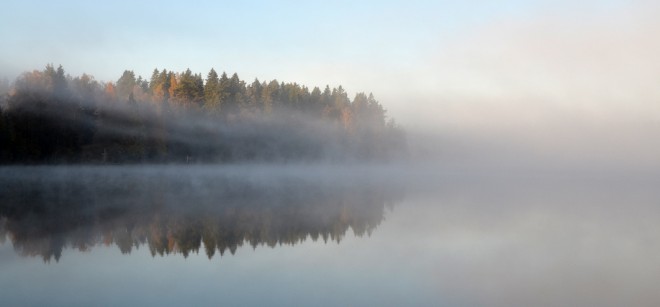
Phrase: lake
[{"left": 1, "top": 165, "right": 659, "bottom": 306}]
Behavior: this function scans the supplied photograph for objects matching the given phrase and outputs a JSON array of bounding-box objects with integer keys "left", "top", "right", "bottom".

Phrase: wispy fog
[{"left": 0, "top": 66, "right": 404, "bottom": 164}]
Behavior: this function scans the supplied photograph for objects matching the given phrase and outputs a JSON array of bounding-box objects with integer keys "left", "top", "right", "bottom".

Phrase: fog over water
[{"left": 1, "top": 161, "right": 660, "bottom": 306}]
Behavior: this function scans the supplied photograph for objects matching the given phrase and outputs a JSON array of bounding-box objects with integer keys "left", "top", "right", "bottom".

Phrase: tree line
[{"left": 0, "top": 65, "right": 405, "bottom": 163}]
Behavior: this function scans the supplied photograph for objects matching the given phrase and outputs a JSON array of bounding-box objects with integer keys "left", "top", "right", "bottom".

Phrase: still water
[{"left": 1, "top": 165, "right": 659, "bottom": 306}]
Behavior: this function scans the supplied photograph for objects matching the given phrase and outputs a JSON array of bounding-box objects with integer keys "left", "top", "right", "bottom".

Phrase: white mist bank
[
  {"left": 406, "top": 117, "right": 660, "bottom": 172},
  {"left": 385, "top": 2, "right": 660, "bottom": 172}
]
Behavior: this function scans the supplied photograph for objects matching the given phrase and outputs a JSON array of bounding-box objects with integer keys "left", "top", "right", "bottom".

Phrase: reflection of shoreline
[{"left": 0, "top": 166, "right": 405, "bottom": 262}]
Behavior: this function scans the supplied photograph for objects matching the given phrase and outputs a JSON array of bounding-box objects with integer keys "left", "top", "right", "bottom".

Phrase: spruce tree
[{"left": 203, "top": 68, "right": 222, "bottom": 112}]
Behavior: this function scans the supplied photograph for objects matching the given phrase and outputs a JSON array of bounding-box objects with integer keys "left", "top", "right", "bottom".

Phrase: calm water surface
[{"left": 1, "top": 165, "right": 659, "bottom": 306}]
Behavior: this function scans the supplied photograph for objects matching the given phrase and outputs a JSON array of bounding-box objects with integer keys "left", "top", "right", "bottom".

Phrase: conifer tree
[
  {"left": 116, "top": 70, "right": 136, "bottom": 102},
  {"left": 203, "top": 68, "right": 222, "bottom": 112}
]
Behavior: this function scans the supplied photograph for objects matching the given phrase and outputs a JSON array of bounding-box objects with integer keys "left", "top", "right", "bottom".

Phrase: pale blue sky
[{"left": 1, "top": 1, "right": 536, "bottom": 82}]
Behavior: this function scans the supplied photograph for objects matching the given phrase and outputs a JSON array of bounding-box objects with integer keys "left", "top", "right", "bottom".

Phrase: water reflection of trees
[{"left": 0, "top": 167, "right": 404, "bottom": 262}]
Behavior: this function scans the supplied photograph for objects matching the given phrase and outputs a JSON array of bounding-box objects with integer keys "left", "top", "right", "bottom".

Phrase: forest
[{"left": 0, "top": 65, "right": 405, "bottom": 164}]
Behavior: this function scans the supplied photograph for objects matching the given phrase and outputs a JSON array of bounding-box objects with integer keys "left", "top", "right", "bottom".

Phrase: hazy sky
[{"left": 1, "top": 0, "right": 657, "bottom": 132}]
